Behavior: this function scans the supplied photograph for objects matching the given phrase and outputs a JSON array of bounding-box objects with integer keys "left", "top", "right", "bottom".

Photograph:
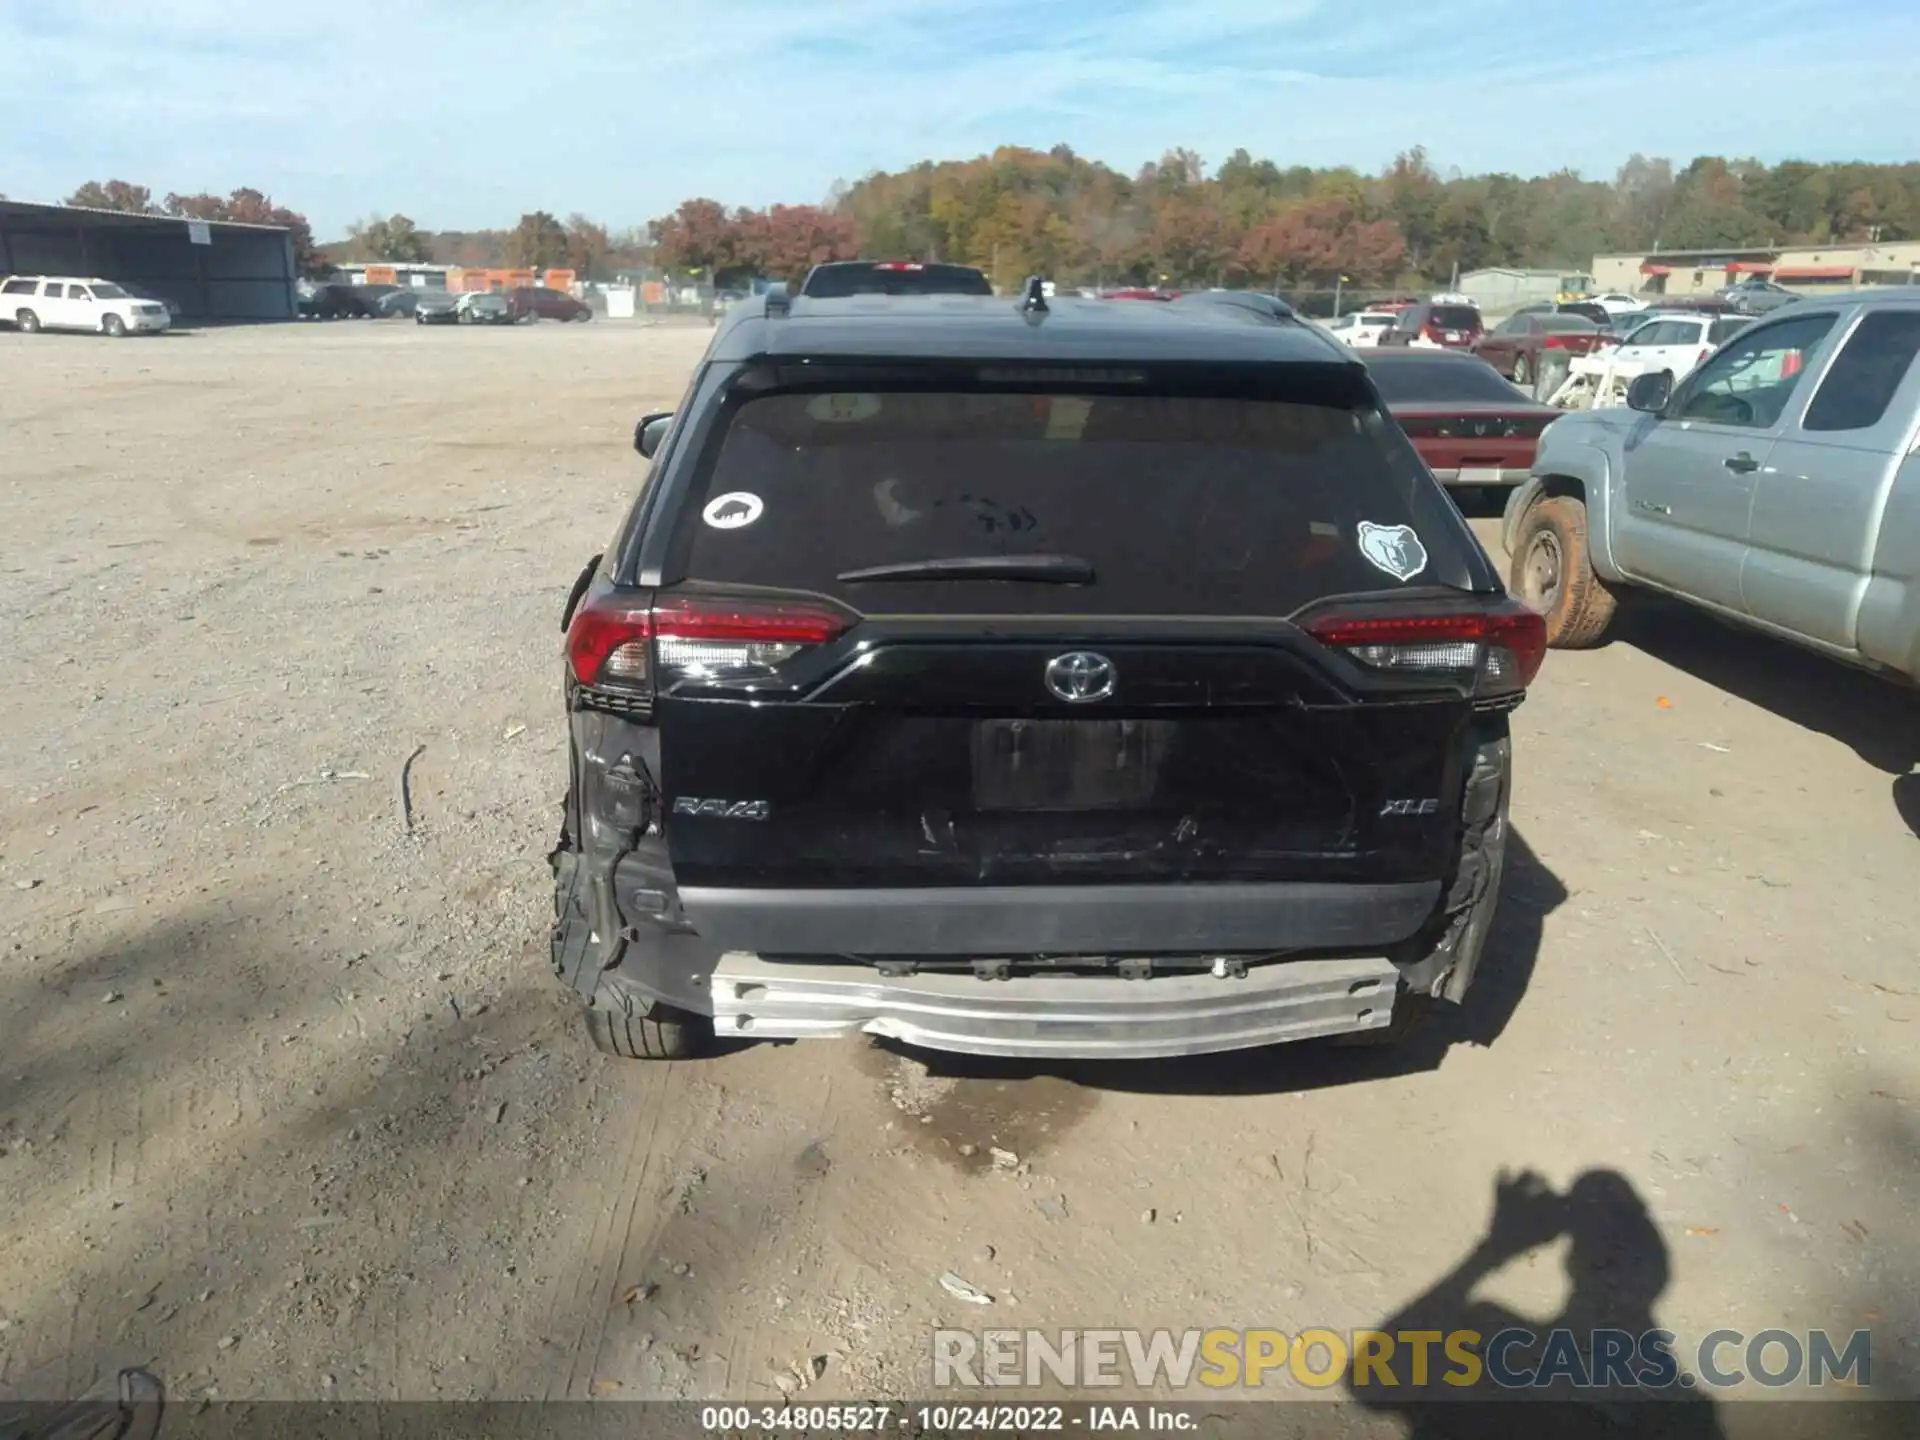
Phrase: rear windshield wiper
[{"left": 836, "top": 555, "right": 1095, "bottom": 584}]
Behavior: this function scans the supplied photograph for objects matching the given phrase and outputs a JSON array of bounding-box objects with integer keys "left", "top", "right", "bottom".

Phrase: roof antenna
[{"left": 1021, "top": 275, "right": 1048, "bottom": 315}]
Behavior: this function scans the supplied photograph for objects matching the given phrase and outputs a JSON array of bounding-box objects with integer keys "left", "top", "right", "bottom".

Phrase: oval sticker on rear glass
[
  {"left": 702, "top": 492, "right": 764, "bottom": 530},
  {"left": 806, "top": 393, "right": 882, "bottom": 423},
  {"left": 1356, "top": 521, "right": 1428, "bottom": 582}
]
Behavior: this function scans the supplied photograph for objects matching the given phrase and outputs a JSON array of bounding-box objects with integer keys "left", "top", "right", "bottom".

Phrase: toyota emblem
[{"left": 1044, "top": 651, "right": 1116, "bottom": 703}]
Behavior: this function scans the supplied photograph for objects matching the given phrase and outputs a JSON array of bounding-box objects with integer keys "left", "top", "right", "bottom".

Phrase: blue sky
[{"left": 6, "top": 0, "right": 1919, "bottom": 239}]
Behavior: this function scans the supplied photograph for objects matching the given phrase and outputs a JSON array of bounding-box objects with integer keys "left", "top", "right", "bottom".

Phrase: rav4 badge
[{"left": 672, "top": 797, "right": 771, "bottom": 820}]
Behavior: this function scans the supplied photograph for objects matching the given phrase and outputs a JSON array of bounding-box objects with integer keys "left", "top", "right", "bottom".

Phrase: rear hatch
[
  {"left": 1424, "top": 305, "right": 1483, "bottom": 347},
  {"left": 634, "top": 368, "right": 1510, "bottom": 950}
]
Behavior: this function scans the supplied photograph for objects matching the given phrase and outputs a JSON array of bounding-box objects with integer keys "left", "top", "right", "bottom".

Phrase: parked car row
[
  {"left": 414, "top": 290, "right": 516, "bottom": 325},
  {"left": 298, "top": 280, "right": 593, "bottom": 323},
  {"left": 1563, "top": 310, "right": 1756, "bottom": 392}
]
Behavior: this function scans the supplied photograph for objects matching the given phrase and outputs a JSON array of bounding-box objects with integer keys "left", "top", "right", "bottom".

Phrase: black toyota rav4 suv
[{"left": 551, "top": 284, "right": 1543, "bottom": 1062}]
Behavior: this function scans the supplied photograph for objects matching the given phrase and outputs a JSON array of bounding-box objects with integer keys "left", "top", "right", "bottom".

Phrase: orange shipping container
[
  {"left": 542, "top": 269, "right": 576, "bottom": 290},
  {"left": 362, "top": 265, "right": 398, "bottom": 285},
  {"left": 640, "top": 282, "right": 667, "bottom": 305}
]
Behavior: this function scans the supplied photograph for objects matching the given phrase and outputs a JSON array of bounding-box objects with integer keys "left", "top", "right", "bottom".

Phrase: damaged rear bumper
[{"left": 706, "top": 952, "right": 1398, "bottom": 1059}]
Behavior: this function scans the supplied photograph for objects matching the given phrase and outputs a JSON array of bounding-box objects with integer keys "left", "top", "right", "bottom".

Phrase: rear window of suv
[
  {"left": 1429, "top": 306, "right": 1482, "bottom": 331},
  {"left": 802, "top": 264, "right": 994, "bottom": 298},
  {"left": 676, "top": 386, "right": 1483, "bottom": 613}
]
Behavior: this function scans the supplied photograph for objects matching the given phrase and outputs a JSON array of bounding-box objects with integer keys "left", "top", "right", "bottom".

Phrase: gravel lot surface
[{"left": 2, "top": 319, "right": 1917, "bottom": 1427}]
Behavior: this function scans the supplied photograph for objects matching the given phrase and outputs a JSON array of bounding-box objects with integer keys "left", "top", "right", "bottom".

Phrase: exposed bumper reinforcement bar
[
  {"left": 677, "top": 880, "right": 1440, "bottom": 958},
  {"left": 708, "top": 953, "right": 1400, "bottom": 1060}
]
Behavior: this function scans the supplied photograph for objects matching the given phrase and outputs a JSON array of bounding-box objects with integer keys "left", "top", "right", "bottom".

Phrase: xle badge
[{"left": 1356, "top": 521, "right": 1428, "bottom": 582}]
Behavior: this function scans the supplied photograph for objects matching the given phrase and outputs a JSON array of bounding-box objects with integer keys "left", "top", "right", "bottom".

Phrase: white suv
[{"left": 1, "top": 275, "right": 173, "bottom": 336}]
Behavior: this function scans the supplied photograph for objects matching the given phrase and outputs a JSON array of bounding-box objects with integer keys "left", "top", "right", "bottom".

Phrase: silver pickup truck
[{"left": 1502, "top": 289, "right": 1920, "bottom": 674}]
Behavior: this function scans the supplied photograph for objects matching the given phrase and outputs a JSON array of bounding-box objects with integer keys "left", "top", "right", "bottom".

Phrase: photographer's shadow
[{"left": 1350, "top": 1168, "right": 1725, "bottom": 1439}]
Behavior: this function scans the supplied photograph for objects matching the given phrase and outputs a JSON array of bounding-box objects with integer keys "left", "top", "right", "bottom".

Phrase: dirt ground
[{"left": 3, "top": 319, "right": 1917, "bottom": 1425}]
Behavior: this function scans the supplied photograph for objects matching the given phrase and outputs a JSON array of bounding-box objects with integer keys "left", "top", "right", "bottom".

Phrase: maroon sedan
[
  {"left": 1365, "top": 349, "right": 1560, "bottom": 492},
  {"left": 1471, "top": 312, "right": 1604, "bottom": 387},
  {"left": 506, "top": 285, "right": 592, "bottom": 322}
]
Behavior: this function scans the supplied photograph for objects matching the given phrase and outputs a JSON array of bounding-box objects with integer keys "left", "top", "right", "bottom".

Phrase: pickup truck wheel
[
  {"left": 16, "top": 309, "right": 41, "bottom": 333},
  {"left": 1512, "top": 353, "right": 1532, "bottom": 387},
  {"left": 102, "top": 314, "right": 127, "bottom": 338},
  {"left": 1512, "top": 495, "right": 1618, "bottom": 648}
]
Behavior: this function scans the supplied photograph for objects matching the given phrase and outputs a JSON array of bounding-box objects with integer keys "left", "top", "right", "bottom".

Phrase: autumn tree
[
  {"left": 504, "top": 211, "right": 570, "bottom": 269},
  {"left": 1239, "top": 198, "right": 1406, "bottom": 288},
  {"left": 65, "top": 179, "right": 158, "bottom": 214},
  {"left": 347, "top": 213, "right": 431, "bottom": 262},
  {"left": 743, "top": 204, "right": 861, "bottom": 286},
  {"left": 163, "top": 188, "right": 327, "bottom": 275},
  {"left": 563, "top": 214, "right": 611, "bottom": 279},
  {"left": 1382, "top": 148, "right": 1444, "bottom": 271},
  {"left": 649, "top": 198, "right": 737, "bottom": 274}
]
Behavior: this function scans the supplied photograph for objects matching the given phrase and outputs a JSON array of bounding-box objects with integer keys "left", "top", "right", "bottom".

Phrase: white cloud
[{"left": 4, "top": 0, "right": 1916, "bottom": 234}]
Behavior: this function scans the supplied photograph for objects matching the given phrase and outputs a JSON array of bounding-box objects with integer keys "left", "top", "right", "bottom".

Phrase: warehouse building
[
  {"left": 331, "top": 261, "right": 452, "bottom": 288},
  {"left": 1591, "top": 240, "right": 1920, "bottom": 299},
  {"left": 0, "top": 200, "right": 297, "bottom": 321},
  {"left": 1454, "top": 267, "right": 1595, "bottom": 310}
]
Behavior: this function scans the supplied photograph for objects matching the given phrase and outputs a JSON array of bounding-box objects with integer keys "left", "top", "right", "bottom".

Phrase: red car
[
  {"left": 1364, "top": 349, "right": 1561, "bottom": 491},
  {"left": 1470, "top": 312, "right": 1605, "bottom": 387},
  {"left": 1375, "top": 300, "right": 1485, "bottom": 351},
  {"left": 506, "top": 285, "right": 592, "bottom": 322}
]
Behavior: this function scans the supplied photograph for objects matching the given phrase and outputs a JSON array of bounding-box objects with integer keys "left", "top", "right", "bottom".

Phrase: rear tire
[
  {"left": 584, "top": 985, "right": 706, "bottom": 1061},
  {"left": 102, "top": 314, "right": 127, "bottom": 338},
  {"left": 1512, "top": 353, "right": 1532, "bottom": 387},
  {"left": 1511, "top": 495, "right": 1618, "bottom": 648},
  {"left": 16, "top": 309, "right": 41, "bottom": 333},
  {"left": 551, "top": 800, "right": 708, "bottom": 1062}
]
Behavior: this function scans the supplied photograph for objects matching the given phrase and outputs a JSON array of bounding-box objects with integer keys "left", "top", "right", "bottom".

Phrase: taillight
[
  {"left": 566, "top": 596, "right": 655, "bottom": 690},
  {"left": 652, "top": 594, "right": 851, "bottom": 684},
  {"left": 1422, "top": 324, "right": 1446, "bottom": 343},
  {"left": 1697, "top": 347, "right": 1713, "bottom": 367},
  {"left": 566, "top": 591, "right": 854, "bottom": 695},
  {"left": 1542, "top": 334, "right": 1576, "bottom": 350},
  {"left": 1301, "top": 599, "right": 1546, "bottom": 697}
]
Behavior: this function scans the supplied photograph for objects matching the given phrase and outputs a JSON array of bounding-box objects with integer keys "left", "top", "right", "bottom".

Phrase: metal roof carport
[{"left": 0, "top": 200, "right": 296, "bottom": 321}]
